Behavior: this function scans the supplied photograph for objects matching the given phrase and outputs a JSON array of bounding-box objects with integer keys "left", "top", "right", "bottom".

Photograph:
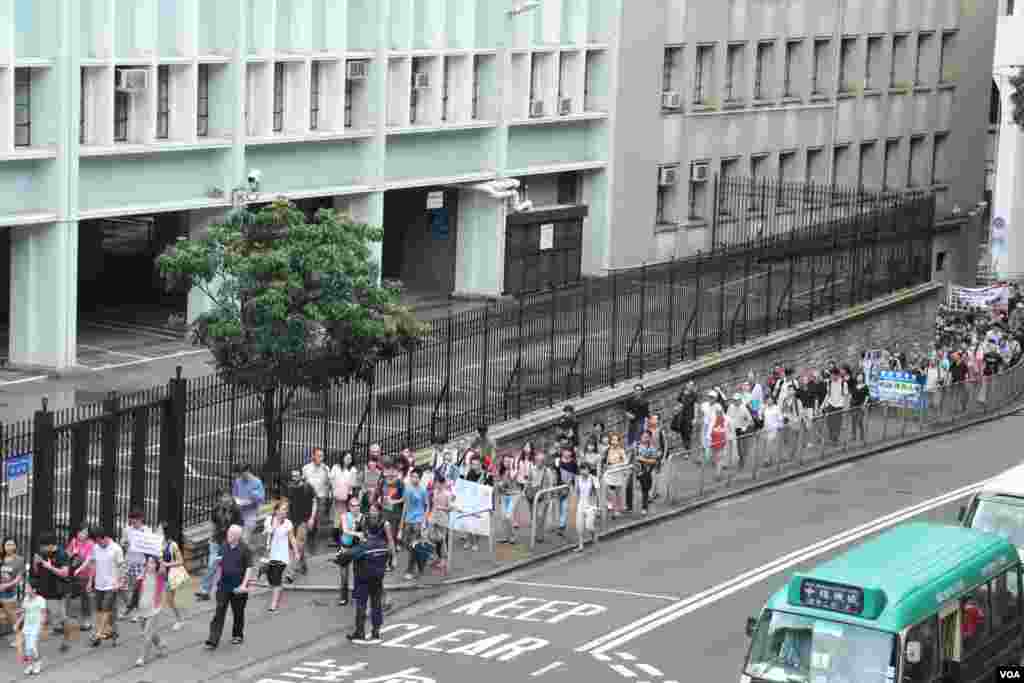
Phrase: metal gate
[{"left": 504, "top": 206, "right": 587, "bottom": 295}]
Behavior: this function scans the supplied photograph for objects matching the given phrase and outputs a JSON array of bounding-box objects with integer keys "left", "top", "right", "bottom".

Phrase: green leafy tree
[
  {"left": 157, "top": 198, "right": 430, "bottom": 483},
  {"left": 1011, "top": 67, "right": 1024, "bottom": 129}
]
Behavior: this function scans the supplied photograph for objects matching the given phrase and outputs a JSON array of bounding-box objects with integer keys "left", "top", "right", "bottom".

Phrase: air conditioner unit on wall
[
  {"left": 346, "top": 61, "right": 369, "bottom": 80},
  {"left": 662, "top": 91, "right": 682, "bottom": 109},
  {"left": 530, "top": 100, "right": 545, "bottom": 118},
  {"left": 659, "top": 166, "right": 679, "bottom": 186},
  {"left": 116, "top": 68, "right": 149, "bottom": 91},
  {"left": 559, "top": 97, "right": 573, "bottom": 115},
  {"left": 690, "top": 161, "right": 710, "bottom": 182},
  {"left": 413, "top": 72, "right": 430, "bottom": 89}
]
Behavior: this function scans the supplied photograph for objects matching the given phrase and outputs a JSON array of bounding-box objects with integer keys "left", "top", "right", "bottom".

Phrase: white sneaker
[
  {"left": 32, "top": 662, "right": 41, "bottom": 674},
  {"left": 172, "top": 622, "right": 183, "bottom": 632},
  {"left": 135, "top": 657, "right": 145, "bottom": 667},
  {"left": 24, "top": 664, "right": 33, "bottom": 675}
]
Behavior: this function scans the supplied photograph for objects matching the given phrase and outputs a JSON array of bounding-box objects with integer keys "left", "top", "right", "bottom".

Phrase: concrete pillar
[
  {"left": 9, "top": 221, "right": 78, "bottom": 370},
  {"left": 454, "top": 189, "right": 505, "bottom": 297},
  {"left": 992, "top": 72, "right": 1024, "bottom": 279},
  {"left": 186, "top": 208, "right": 230, "bottom": 324}
]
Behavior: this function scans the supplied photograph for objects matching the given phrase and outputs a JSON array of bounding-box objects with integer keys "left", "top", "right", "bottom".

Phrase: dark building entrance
[
  {"left": 382, "top": 188, "right": 459, "bottom": 294},
  {"left": 504, "top": 205, "right": 587, "bottom": 295}
]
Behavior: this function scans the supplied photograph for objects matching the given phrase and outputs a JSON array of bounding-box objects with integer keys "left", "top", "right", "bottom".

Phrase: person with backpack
[{"left": 704, "top": 403, "right": 732, "bottom": 481}]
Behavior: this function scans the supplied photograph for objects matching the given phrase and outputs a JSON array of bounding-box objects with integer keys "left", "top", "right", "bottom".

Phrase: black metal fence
[{"left": 0, "top": 177, "right": 937, "bottom": 545}]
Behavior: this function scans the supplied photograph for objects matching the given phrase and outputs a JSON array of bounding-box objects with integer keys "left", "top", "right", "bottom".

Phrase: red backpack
[{"left": 710, "top": 416, "right": 727, "bottom": 450}]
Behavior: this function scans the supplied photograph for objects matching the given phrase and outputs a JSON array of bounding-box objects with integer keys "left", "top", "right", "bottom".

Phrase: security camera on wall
[{"left": 247, "top": 169, "right": 262, "bottom": 192}]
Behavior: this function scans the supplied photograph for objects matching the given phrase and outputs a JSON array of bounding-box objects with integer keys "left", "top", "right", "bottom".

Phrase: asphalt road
[{"left": 158, "top": 405, "right": 1018, "bottom": 683}]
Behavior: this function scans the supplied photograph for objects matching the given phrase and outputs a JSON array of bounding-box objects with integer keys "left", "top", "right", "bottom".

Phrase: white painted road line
[
  {"left": 611, "top": 664, "right": 637, "bottom": 678},
  {"left": 530, "top": 661, "right": 564, "bottom": 677},
  {"left": 580, "top": 477, "right": 988, "bottom": 656},
  {"left": 78, "top": 344, "right": 152, "bottom": 360},
  {"left": 493, "top": 580, "right": 680, "bottom": 602},
  {"left": 577, "top": 477, "right": 990, "bottom": 654},
  {"left": 88, "top": 348, "right": 207, "bottom": 371},
  {"left": 616, "top": 653, "right": 636, "bottom": 661},
  {"left": 0, "top": 375, "right": 48, "bottom": 387},
  {"left": 635, "top": 663, "right": 663, "bottom": 677}
]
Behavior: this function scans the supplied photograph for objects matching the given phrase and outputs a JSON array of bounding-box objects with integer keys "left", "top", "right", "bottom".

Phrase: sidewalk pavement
[{"left": 1, "top": 379, "right": 1014, "bottom": 682}]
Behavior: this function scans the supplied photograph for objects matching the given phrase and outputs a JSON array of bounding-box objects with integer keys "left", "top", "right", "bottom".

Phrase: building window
[
  {"left": 557, "top": 172, "right": 579, "bottom": 205},
  {"left": 726, "top": 43, "right": 744, "bottom": 101},
  {"left": 839, "top": 37, "right": 856, "bottom": 92},
  {"left": 197, "top": 64, "right": 209, "bottom": 137},
  {"left": 656, "top": 185, "right": 670, "bottom": 224},
  {"left": 694, "top": 44, "right": 714, "bottom": 104},
  {"left": 114, "top": 91, "right": 129, "bottom": 142},
  {"left": 273, "top": 62, "right": 285, "bottom": 132},
  {"left": 939, "top": 31, "right": 957, "bottom": 83},
  {"left": 866, "top": 36, "right": 883, "bottom": 90},
  {"left": 14, "top": 68, "right": 31, "bottom": 148},
  {"left": 777, "top": 150, "right": 795, "bottom": 206},
  {"left": 663, "top": 46, "right": 683, "bottom": 92},
  {"left": 471, "top": 56, "right": 481, "bottom": 119},
  {"left": 783, "top": 40, "right": 801, "bottom": 97},
  {"left": 908, "top": 135, "right": 925, "bottom": 187},
  {"left": 156, "top": 65, "right": 170, "bottom": 140},
  {"left": 990, "top": 82, "right": 1000, "bottom": 126},
  {"left": 812, "top": 38, "right": 830, "bottom": 95},
  {"left": 528, "top": 54, "right": 538, "bottom": 109},
  {"left": 883, "top": 138, "right": 899, "bottom": 189},
  {"left": 751, "top": 153, "right": 768, "bottom": 178},
  {"left": 858, "top": 142, "right": 875, "bottom": 189},
  {"left": 688, "top": 164, "right": 708, "bottom": 220},
  {"left": 932, "top": 132, "right": 949, "bottom": 184},
  {"left": 755, "top": 41, "right": 773, "bottom": 100},
  {"left": 935, "top": 251, "right": 947, "bottom": 272},
  {"left": 1009, "top": 0, "right": 1016, "bottom": 15},
  {"left": 915, "top": 33, "right": 934, "bottom": 85},
  {"left": 80, "top": 69, "right": 87, "bottom": 144},
  {"left": 891, "top": 34, "right": 908, "bottom": 87},
  {"left": 806, "top": 147, "right": 824, "bottom": 184},
  {"left": 345, "top": 78, "right": 353, "bottom": 128},
  {"left": 832, "top": 144, "right": 850, "bottom": 186},
  {"left": 310, "top": 61, "right": 321, "bottom": 130},
  {"left": 441, "top": 58, "right": 451, "bottom": 122}
]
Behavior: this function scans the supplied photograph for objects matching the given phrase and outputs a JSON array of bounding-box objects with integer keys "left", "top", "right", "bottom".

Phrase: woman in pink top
[
  {"left": 66, "top": 524, "right": 96, "bottom": 632},
  {"left": 428, "top": 472, "right": 453, "bottom": 575}
]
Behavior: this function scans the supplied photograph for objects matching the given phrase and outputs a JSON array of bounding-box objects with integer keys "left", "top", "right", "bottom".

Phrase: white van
[{"left": 960, "top": 463, "right": 1024, "bottom": 556}]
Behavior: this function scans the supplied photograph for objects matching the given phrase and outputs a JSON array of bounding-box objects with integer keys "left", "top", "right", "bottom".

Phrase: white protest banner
[
  {"left": 126, "top": 528, "right": 163, "bottom": 557},
  {"left": 949, "top": 285, "right": 1009, "bottom": 310},
  {"left": 450, "top": 478, "right": 493, "bottom": 537}
]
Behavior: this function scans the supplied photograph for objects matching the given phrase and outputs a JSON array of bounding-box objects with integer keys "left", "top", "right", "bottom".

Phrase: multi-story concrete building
[
  {"left": 991, "top": 0, "right": 1024, "bottom": 279},
  {"left": 616, "top": 0, "right": 995, "bottom": 283},
  {"left": 0, "top": 0, "right": 621, "bottom": 369},
  {"left": 0, "top": 0, "right": 999, "bottom": 371}
]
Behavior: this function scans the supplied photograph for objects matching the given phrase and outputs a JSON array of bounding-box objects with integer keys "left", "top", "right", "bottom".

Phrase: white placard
[
  {"left": 126, "top": 528, "right": 163, "bottom": 557},
  {"left": 539, "top": 223, "right": 554, "bottom": 250},
  {"left": 427, "top": 191, "right": 444, "bottom": 209},
  {"left": 450, "top": 479, "right": 493, "bottom": 537}
]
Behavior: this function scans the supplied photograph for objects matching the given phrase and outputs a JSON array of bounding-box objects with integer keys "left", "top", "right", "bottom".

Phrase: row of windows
[
  {"left": 655, "top": 133, "right": 950, "bottom": 225},
  {"left": 902, "top": 566, "right": 1021, "bottom": 682},
  {"left": 663, "top": 31, "right": 956, "bottom": 108}
]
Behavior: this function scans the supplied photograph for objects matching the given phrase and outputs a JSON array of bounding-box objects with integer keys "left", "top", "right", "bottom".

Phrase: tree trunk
[{"left": 261, "top": 388, "right": 282, "bottom": 495}]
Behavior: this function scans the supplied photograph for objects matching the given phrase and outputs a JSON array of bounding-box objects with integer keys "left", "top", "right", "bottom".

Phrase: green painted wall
[
  {"left": 347, "top": 0, "right": 378, "bottom": 51},
  {"left": 32, "top": 67, "right": 61, "bottom": 148},
  {"left": 78, "top": 150, "right": 228, "bottom": 211},
  {"left": 15, "top": 0, "right": 56, "bottom": 58},
  {"left": 198, "top": 1, "right": 237, "bottom": 54},
  {"left": 383, "top": 129, "right": 494, "bottom": 180},
  {"left": 245, "top": 140, "right": 374, "bottom": 191},
  {"left": 507, "top": 121, "right": 602, "bottom": 169},
  {"left": 0, "top": 160, "right": 54, "bottom": 214}
]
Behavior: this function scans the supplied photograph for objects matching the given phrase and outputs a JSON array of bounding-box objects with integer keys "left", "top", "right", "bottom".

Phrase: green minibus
[{"left": 741, "top": 522, "right": 1022, "bottom": 683}]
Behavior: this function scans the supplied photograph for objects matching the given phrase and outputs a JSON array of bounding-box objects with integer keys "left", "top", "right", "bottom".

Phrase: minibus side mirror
[
  {"left": 745, "top": 617, "right": 757, "bottom": 637},
  {"left": 905, "top": 641, "right": 921, "bottom": 664},
  {"left": 957, "top": 505, "right": 966, "bottom": 522}
]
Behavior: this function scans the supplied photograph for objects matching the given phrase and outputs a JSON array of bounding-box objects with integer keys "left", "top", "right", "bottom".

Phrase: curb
[{"left": 283, "top": 397, "right": 1023, "bottom": 593}]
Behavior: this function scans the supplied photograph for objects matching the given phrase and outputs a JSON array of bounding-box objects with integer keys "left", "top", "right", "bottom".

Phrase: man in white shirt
[
  {"left": 75, "top": 529, "right": 124, "bottom": 647},
  {"left": 302, "top": 447, "right": 331, "bottom": 557},
  {"left": 727, "top": 394, "right": 754, "bottom": 469}
]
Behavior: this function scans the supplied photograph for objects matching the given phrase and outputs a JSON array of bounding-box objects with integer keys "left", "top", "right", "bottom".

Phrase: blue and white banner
[{"left": 870, "top": 370, "right": 925, "bottom": 406}]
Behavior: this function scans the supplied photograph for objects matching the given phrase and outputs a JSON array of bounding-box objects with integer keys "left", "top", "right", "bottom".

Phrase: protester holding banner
[
  {"left": 120, "top": 509, "right": 153, "bottom": 622},
  {"left": 458, "top": 453, "right": 492, "bottom": 552}
]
